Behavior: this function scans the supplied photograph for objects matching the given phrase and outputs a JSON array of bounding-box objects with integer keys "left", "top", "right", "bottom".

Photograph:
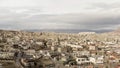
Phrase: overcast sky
[{"left": 0, "top": 0, "right": 120, "bottom": 32}]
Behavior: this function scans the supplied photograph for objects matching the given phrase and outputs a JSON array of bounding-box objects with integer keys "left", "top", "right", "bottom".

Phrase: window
[
  {"left": 82, "top": 59, "right": 85, "bottom": 61},
  {"left": 78, "top": 59, "right": 80, "bottom": 61}
]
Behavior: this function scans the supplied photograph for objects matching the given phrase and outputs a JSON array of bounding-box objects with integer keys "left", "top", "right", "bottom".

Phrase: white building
[
  {"left": 89, "top": 45, "right": 96, "bottom": 50},
  {"left": 72, "top": 51, "right": 90, "bottom": 57},
  {"left": 76, "top": 57, "right": 90, "bottom": 64},
  {"left": 78, "top": 32, "right": 96, "bottom": 35}
]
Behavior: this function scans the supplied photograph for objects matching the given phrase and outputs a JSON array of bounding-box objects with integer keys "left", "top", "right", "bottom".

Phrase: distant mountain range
[
  {"left": 24, "top": 29, "right": 113, "bottom": 33},
  {"left": 113, "top": 28, "right": 120, "bottom": 33}
]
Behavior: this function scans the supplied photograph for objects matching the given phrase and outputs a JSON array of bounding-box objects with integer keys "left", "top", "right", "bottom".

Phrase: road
[{"left": 15, "top": 52, "right": 24, "bottom": 68}]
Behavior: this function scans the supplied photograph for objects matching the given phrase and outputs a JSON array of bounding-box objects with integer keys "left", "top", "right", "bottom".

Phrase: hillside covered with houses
[{"left": 0, "top": 30, "right": 120, "bottom": 68}]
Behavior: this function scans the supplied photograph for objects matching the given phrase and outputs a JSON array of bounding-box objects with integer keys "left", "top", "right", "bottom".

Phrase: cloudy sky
[{"left": 0, "top": 0, "right": 120, "bottom": 32}]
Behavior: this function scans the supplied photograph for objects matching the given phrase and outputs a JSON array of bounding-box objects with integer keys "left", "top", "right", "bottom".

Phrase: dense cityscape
[
  {"left": 1, "top": 0, "right": 120, "bottom": 68},
  {"left": 0, "top": 29, "right": 120, "bottom": 68}
]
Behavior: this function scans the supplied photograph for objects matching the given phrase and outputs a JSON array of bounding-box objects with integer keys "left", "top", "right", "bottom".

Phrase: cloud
[
  {"left": 0, "top": 0, "right": 119, "bottom": 14},
  {"left": 0, "top": 0, "right": 120, "bottom": 32},
  {"left": 0, "top": 12, "right": 119, "bottom": 30}
]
